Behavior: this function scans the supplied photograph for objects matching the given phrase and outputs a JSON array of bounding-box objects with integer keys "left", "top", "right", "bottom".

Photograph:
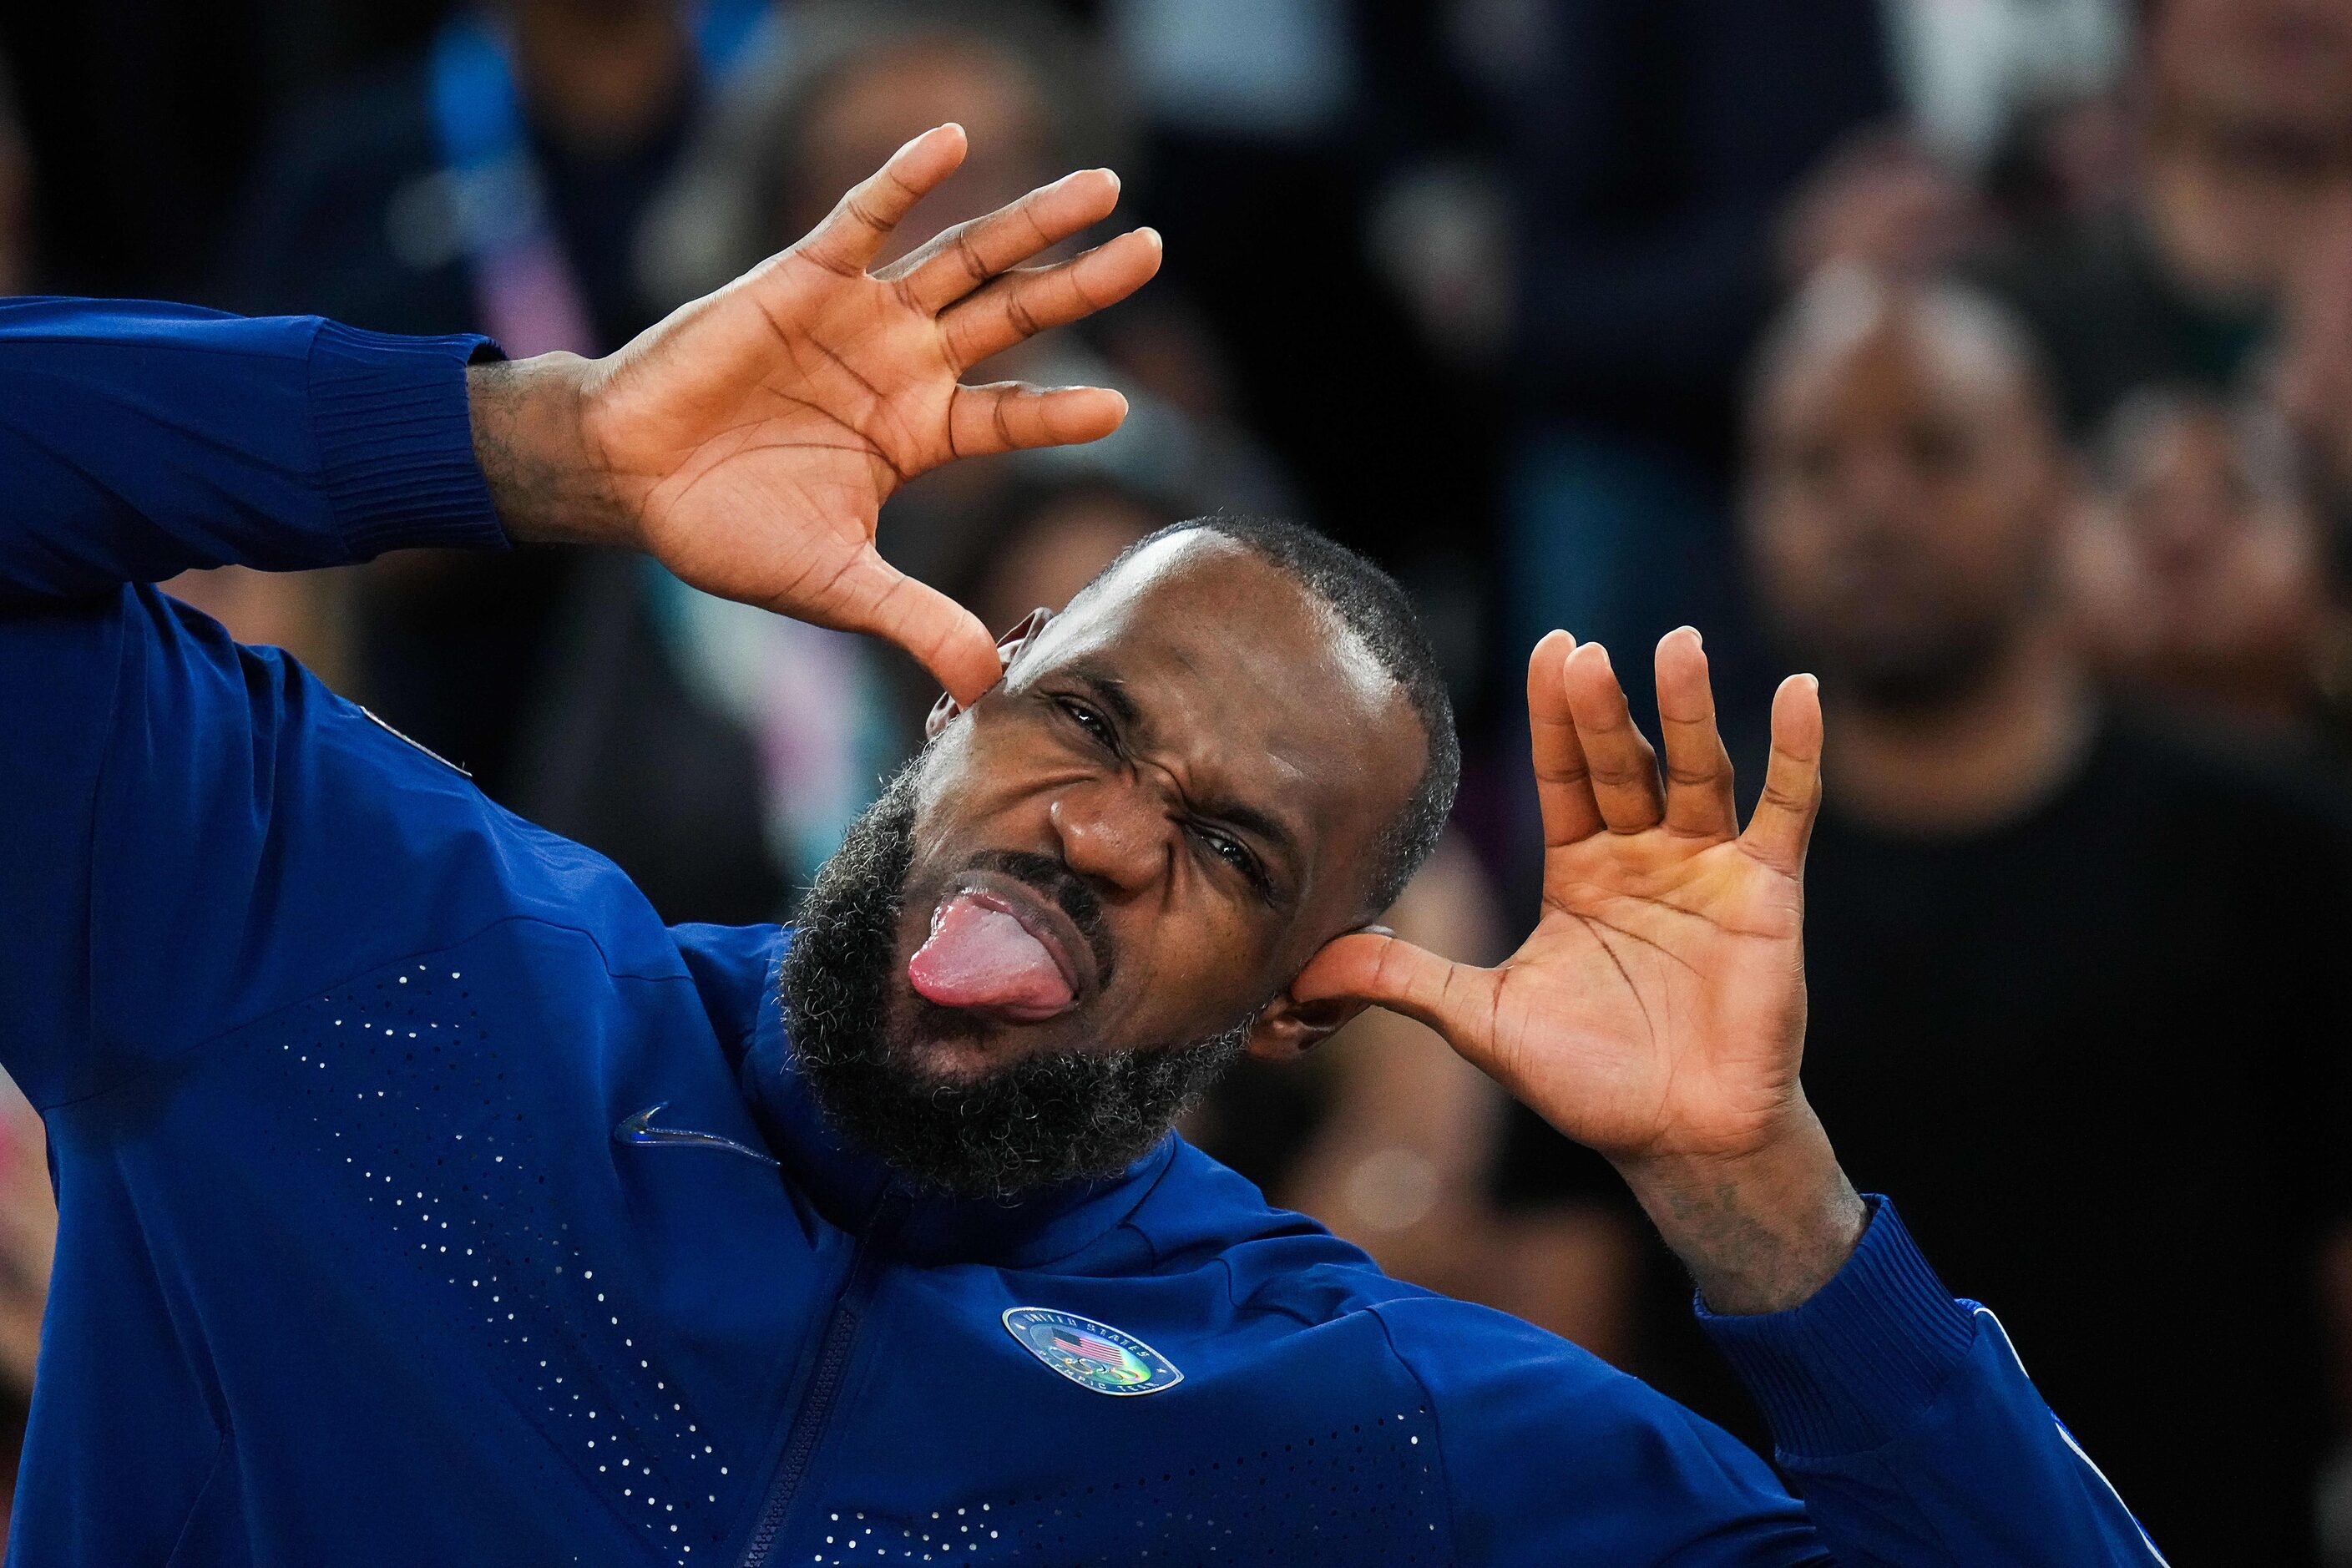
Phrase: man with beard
[
  {"left": 1503, "top": 268, "right": 2352, "bottom": 1561},
  {"left": 0, "top": 130, "right": 2159, "bottom": 1564}
]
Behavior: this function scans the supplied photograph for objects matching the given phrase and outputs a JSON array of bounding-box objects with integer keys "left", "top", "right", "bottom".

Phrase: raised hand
[
  {"left": 1294, "top": 628, "right": 1865, "bottom": 1311},
  {"left": 471, "top": 124, "right": 1161, "bottom": 706}
]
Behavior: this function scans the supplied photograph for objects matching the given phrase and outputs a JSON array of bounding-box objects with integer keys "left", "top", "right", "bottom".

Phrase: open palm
[
  {"left": 575, "top": 124, "right": 1160, "bottom": 705},
  {"left": 1296, "top": 629, "right": 1826, "bottom": 1166}
]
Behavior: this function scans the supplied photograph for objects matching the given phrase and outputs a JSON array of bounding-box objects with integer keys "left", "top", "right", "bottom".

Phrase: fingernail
[{"left": 1137, "top": 226, "right": 1163, "bottom": 248}]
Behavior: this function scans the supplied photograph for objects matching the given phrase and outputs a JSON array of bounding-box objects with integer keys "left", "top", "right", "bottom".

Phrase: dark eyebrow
[
  {"left": 1197, "top": 796, "right": 1301, "bottom": 870},
  {"left": 1068, "top": 660, "right": 1304, "bottom": 883},
  {"left": 1072, "top": 666, "right": 1142, "bottom": 731}
]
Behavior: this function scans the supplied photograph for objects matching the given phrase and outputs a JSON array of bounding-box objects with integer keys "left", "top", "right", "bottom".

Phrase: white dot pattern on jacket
[
  {"left": 277, "top": 963, "right": 726, "bottom": 1563},
  {"left": 798, "top": 1409, "right": 1444, "bottom": 1566}
]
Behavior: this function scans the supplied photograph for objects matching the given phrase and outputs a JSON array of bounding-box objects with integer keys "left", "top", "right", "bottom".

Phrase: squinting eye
[
  {"left": 1059, "top": 698, "right": 1114, "bottom": 748},
  {"left": 1195, "top": 826, "right": 1252, "bottom": 874}
]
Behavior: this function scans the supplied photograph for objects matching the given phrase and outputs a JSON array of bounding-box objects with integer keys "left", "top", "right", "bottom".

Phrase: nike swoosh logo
[{"left": 614, "top": 1103, "right": 779, "bottom": 1168}]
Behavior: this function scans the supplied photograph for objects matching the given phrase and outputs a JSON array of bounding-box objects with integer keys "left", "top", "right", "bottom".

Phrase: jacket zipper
[{"left": 736, "top": 1190, "right": 906, "bottom": 1568}]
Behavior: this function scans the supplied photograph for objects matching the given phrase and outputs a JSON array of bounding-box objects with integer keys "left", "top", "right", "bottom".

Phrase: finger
[
  {"left": 1526, "top": 630, "right": 1604, "bottom": 848},
  {"left": 938, "top": 228, "right": 1164, "bottom": 371},
  {"left": 796, "top": 549, "right": 1003, "bottom": 707},
  {"left": 1561, "top": 643, "right": 1664, "bottom": 833},
  {"left": 1290, "top": 932, "right": 1494, "bottom": 1049},
  {"left": 947, "top": 381, "right": 1130, "bottom": 458},
  {"left": 800, "top": 124, "right": 969, "bottom": 276},
  {"left": 1654, "top": 626, "right": 1737, "bottom": 840},
  {"left": 887, "top": 168, "right": 1123, "bottom": 313},
  {"left": 1740, "top": 674, "right": 1824, "bottom": 873}
]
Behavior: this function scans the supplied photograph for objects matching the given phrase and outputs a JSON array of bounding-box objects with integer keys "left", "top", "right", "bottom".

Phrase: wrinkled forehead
[{"left": 1012, "top": 532, "right": 1421, "bottom": 843}]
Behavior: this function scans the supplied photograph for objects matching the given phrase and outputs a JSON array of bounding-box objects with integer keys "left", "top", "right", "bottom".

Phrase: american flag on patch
[{"left": 1050, "top": 1326, "right": 1126, "bottom": 1363}]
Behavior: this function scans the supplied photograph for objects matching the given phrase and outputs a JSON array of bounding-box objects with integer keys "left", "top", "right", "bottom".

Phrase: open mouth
[{"left": 905, "top": 870, "right": 1095, "bottom": 1023}]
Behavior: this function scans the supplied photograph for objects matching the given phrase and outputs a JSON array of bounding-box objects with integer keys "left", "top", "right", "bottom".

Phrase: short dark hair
[{"left": 1096, "top": 516, "right": 1460, "bottom": 914}]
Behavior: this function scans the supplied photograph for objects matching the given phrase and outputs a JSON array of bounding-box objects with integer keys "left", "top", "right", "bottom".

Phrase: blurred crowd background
[{"left": 4, "top": 0, "right": 2352, "bottom": 1558}]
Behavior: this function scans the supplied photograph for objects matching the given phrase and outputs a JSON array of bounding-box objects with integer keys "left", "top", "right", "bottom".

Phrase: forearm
[
  {"left": 0, "top": 301, "right": 499, "bottom": 599},
  {"left": 1613, "top": 1100, "right": 1866, "bottom": 1315},
  {"left": 466, "top": 353, "right": 635, "bottom": 549}
]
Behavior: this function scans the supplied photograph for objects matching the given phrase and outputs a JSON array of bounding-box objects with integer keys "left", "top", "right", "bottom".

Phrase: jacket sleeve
[
  {"left": 1370, "top": 1290, "right": 1826, "bottom": 1566},
  {"left": 0, "top": 299, "right": 504, "bottom": 1110},
  {"left": 1695, "top": 1196, "right": 2169, "bottom": 1565},
  {"left": 1379, "top": 1198, "right": 2164, "bottom": 1565}
]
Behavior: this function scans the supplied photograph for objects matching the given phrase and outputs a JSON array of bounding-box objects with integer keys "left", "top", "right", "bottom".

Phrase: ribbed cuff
[
  {"left": 308, "top": 320, "right": 508, "bottom": 559},
  {"left": 1696, "top": 1196, "right": 1975, "bottom": 1459}
]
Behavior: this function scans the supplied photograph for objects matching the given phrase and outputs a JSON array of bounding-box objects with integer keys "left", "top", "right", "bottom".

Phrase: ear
[
  {"left": 1245, "top": 928, "right": 1392, "bottom": 1062},
  {"left": 925, "top": 606, "right": 1055, "bottom": 741}
]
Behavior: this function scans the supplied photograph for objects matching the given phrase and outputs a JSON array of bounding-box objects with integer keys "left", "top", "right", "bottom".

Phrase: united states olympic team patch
[{"left": 1002, "top": 1308, "right": 1183, "bottom": 1396}]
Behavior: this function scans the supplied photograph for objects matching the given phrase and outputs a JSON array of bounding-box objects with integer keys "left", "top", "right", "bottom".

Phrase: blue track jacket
[{"left": 0, "top": 301, "right": 2167, "bottom": 1565}]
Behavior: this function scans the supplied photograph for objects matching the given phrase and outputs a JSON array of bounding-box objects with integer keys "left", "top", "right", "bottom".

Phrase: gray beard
[{"left": 778, "top": 766, "right": 1253, "bottom": 1201}]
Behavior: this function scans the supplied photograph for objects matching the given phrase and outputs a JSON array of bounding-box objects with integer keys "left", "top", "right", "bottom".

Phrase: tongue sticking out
[{"left": 908, "top": 893, "right": 1075, "bottom": 1018}]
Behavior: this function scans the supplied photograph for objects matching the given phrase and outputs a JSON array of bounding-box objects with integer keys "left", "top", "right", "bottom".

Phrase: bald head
[{"left": 1742, "top": 271, "right": 2073, "bottom": 710}]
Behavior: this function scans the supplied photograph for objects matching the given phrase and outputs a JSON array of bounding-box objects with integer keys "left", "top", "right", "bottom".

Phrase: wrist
[
  {"left": 1614, "top": 1103, "right": 1865, "bottom": 1315},
  {"left": 466, "top": 353, "right": 635, "bottom": 549}
]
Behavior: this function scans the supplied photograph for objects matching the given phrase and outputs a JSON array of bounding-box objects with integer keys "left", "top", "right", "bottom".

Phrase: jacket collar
[{"left": 740, "top": 936, "right": 1175, "bottom": 1271}]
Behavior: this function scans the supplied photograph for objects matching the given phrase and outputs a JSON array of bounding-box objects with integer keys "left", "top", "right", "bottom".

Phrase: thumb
[
  {"left": 1291, "top": 931, "right": 1490, "bottom": 1046},
  {"left": 807, "top": 550, "right": 1004, "bottom": 707}
]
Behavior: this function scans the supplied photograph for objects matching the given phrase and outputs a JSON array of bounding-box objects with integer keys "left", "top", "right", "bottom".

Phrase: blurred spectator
[
  {"left": 643, "top": 0, "right": 1124, "bottom": 296},
  {"left": 224, "top": 0, "right": 795, "bottom": 925},
  {"left": 1778, "top": 128, "right": 1989, "bottom": 288},
  {"left": 1497, "top": 0, "right": 1901, "bottom": 511},
  {"left": 1495, "top": 0, "right": 2134, "bottom": 778},
  {"left": 1497, "top": 270, "right": 2352, "bottom": 1563},
  {"left": 1981, "top": 0, "right": 2352, "bottom": 433},
  {"left": 1494, "top": 0, "right": 1904, "bottom": 827},
  {"left": 2068, "top": 385, "right": 2352, "bottom": 751},
  {"left": 2274, "top": 190, "right": 2352, "bottom": 513},
  {"left": 225, "top": 0, "right": 762, "bottom": 347},
  {"left": 642, "top": 0, "right": 1288, "bottom": 589}
]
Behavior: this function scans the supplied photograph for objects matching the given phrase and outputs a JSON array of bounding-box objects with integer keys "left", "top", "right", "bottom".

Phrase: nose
[{"left": 1049, "top": 778, "right": 1167, "bottom": 894}]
